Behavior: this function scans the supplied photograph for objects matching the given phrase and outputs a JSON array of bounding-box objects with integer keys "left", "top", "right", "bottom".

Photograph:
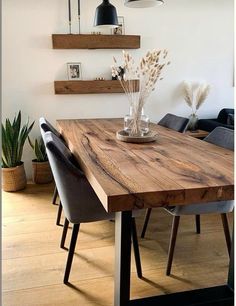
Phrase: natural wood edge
[
  {"left": 107, "top": 185, "right": 234, "bottom": 213},
  {"left": 52, "top": 34, "right": 141, "bottom": 49},
  {"left": 54, "top": 80, "right": 139, "bottom": 94}
]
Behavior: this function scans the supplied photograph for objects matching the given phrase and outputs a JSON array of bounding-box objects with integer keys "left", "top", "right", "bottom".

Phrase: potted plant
[
  {"left": 2, "top": 111, "right": 34, "bottom": 192},
  {"left": 28, "top": 136, "right": 53, "bottom": 184}
]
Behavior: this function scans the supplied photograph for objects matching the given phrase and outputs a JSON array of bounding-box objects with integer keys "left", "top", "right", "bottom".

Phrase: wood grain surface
[
  {"left": 57, "top": 119, "right": 234, "bottom": 212},
  {"left": 54, "top": 80, "right": 139, "bottom": 94},
  {"left": 52, "top": 34, "right": 140, "bottom": 49},
  {"left": 185, "top": 130, "right": 209, "bottom": 139}
]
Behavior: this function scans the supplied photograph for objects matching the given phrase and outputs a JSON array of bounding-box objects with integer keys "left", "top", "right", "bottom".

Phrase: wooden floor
[{"left": 2, "top": 183, "right": 233, "bottom": 306}]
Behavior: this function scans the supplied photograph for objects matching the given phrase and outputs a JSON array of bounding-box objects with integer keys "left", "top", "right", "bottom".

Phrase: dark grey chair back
[
  {"left": 43, "top": 132, "right": 112, "bottom": 224},
  {"left": 158, "top": 113, "right": 189, "bottom": 132},
  {"left": 39, "top": 117, "right": 61, "bottom": 138},
  {"left": 204, "top": 127, "right": 234, "bottom": 151}
]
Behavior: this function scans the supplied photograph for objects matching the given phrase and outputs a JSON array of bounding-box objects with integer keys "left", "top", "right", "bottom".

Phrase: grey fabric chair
[
  {"left": 43, "top": 131, "right": 142, "bottom": 284},
  {"left": 39, "top": 118, "right": 63, "bottom": 225},
  {"left": 158, "top": 113, "right": 189, "bottom": 133},
  {"left": 141, "top": 113, "right": 189, "bottom": 238},
  {"left": 143, "top": 127, "right": 234, "bottom": 276},
  {"left": 40, "top": 117, "right": 62, "bottom": 204},
  {"left": 204, "top": 126, "right": 234, "bottom": 150},
  {"left": 39, "top": 117, "right": 61, "bottom": 139}
]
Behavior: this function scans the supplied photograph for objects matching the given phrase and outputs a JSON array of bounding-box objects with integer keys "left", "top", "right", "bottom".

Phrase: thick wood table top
[{"left": 57, "top": 118, "right": 234, "bottom": 213}]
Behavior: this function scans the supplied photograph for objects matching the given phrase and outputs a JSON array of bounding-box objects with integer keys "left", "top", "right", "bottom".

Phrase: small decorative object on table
[
  {"left": 183, "top": 81, "right": 210, "bottom": 131},
  {"left": 112, "top": 49, "right": 170, "bottom": 142},
  {"left": 116, "top": 129, "right": 158, "bottom": 143},
  {"left": 67, "top": 62, "right": 82, "bottom": 80}
]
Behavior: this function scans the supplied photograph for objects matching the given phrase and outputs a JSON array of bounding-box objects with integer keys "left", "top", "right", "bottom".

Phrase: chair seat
[{"left": 165, "top": 200, "right": 234, "bottom": 216}]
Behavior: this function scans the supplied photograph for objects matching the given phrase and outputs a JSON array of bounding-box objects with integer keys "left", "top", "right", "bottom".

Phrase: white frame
[
  {"left": 112, "top": 16, "right": 125, "bottom": 35},
  {"left": 67, "top": 62, "right": 82, "bottom": 80}
]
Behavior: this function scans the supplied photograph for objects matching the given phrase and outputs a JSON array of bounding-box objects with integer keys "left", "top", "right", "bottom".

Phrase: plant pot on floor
[
  {"left": 32, "top": 160, "right": 53, "bottom": 184},
  {"left": 2, "top": 162, "right": 27, "bottom": 192}
]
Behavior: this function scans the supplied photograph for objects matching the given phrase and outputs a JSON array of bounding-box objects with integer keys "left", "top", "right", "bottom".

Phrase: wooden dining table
[{"left": 57, "top": 118, "right": 234, "bottom": 306}]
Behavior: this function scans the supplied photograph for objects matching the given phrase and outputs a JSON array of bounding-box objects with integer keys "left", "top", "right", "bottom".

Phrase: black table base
[
  {"left": 129, "top": 285, "right": 233, "bottom": 306},
  {"left": 114, "top": 211, "right": 234, "bottom": 306}
]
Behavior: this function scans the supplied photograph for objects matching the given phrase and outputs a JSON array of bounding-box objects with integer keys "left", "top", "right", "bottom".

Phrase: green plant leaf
[
  {"left": 35, "top": 139, "right": 44, "bottom": 161},
  {"left": 28, "top": 136, "right": 34, "bottom": 149},
  {"left": 2, "top": 112, "right": 34, "bottom": 168}
]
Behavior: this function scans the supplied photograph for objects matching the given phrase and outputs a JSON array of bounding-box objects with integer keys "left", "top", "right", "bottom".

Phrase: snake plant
[
  {"left": 2, "top": 111, "right": 34, "bottom": 168},
  {"left": 28, "top": 136, "right": 48, "bottom": 162}
]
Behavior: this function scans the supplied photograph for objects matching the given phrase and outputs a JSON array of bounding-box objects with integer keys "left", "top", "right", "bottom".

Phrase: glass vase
[
  {"left": 124, "top": 106, "right": 150, "bottom": 137},
  {"left": 188, "top": 113, "right": 198, "bottom": 131},
  {"left": 140, "top": 108, "right": 150, "bottom": 135}
]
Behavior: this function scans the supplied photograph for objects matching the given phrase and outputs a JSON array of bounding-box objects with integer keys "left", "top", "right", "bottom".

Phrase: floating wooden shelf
[
  {"left": 54, "top": 80, "right": 139, "bottom": 94},
  {"left": 52, "top": 34, "right": 140, "bottom": 49}
]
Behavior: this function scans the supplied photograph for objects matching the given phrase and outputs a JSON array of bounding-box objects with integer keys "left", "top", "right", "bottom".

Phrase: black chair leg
[
  {"left": 60, "top": 218, "right": 69, "bottom": 249},
  {"left": 52, "top": 186, "right": 58, "bottom": 205},
  {"left": 221, "top": 213, "right": 231, "bottom": 256},
  {"left": 141, "top": 208, "right": 152, "bottom": 238},
  {"left": 64, "top": 224, "right": 80, "bottom": 284},
  {"left": 195, "top": 214, "right": 201, "bottom": 234},
  {"left": 166, "top": 216, "right": 180, "bottom": 276},
  {"left": 56, "top": 201, "right": 63, "bottom": 226},
  {"left": 131, "top": 218, "right": 142, "bottom": 278}
]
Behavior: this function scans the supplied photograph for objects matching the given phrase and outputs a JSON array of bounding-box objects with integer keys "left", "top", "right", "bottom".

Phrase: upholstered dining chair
[
  {"left": 143, "top": 127, "right": 234, "bottom": 276},
  {"left": 158, "top": 113, "right": 189, "bottom": 133},
  {"left": 43, "top": 131, "right": 142, "bottom": 284},
  {"left": 39, "top": 117, "right": 64, "bottom": 225},
  {"left": 141, "top": 113, "right": 189, "bottom": 238},
  {"left": 40, "top": 117, "right": 62, "bottom": 204}
]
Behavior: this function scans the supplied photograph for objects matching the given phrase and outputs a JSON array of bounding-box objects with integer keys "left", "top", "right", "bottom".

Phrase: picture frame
[
  {"left": 67, "top": 62, "right": 82, "bottom": 80},
  {"left": 112, "top": 16, "right": 125, "bottom": 35}
]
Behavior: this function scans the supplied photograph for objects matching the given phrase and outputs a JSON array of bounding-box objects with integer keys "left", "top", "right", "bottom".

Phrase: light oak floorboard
[{"left": 2, "top": 184, "right": 233, "bottom": 305}]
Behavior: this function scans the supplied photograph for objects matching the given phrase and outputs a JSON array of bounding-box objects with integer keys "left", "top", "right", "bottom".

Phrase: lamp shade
[
  {"left": 94, "top": 0, "right": 118, "bottom": 28},
  {"left": 124, "top": 0, "right": 164, "bottom": 8}
]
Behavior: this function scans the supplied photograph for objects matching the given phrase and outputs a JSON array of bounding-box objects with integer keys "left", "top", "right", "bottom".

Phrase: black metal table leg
[
  {"left": 114, "top": 212, "right": 234, "bottom": 306},
  {"left": 114, "top": 211, "right": 132, "bottom": 306},
  {"left": 227, "top": 226, "right": 234, "bottom": 290}
]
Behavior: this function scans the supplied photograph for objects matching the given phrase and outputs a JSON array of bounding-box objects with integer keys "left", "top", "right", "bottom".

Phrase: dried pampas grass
[
  {"left": 183, "top": 81, "right": 210, "bottom": 114},
  {"left": 196, "top": 84, "right": 210, "bottom": 110},
  {"left": 111, "top": 49, "right": 170, "bottom": 135}
]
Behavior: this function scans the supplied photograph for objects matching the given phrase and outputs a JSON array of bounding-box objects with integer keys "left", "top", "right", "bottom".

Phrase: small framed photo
[
  {"left": 112, "top": 16, "right": 125, "bottom": 35},
  {"left": 67, "top": 62, "right": 82, "bottom": 80}
]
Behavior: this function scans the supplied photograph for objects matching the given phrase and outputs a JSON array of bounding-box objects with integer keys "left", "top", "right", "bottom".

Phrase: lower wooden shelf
[
  {"left": 54, "top": 80, "right": 139, "bottom": 94},
  {"left": 52, "top": 34, "right": 140, "bottom": 49}
]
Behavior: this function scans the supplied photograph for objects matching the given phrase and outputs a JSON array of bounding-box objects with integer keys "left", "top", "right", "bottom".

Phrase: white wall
[{"left": 2, "top": 0, "right": 234, "bottom": 178}]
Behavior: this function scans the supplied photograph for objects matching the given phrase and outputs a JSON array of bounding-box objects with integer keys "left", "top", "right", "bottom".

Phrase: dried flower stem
[
  {"left": 183, "top": 81, "right": 210, "bottom": 115},
  {"left": 112, "top": 50, "right": 170, "bottom": 136}
]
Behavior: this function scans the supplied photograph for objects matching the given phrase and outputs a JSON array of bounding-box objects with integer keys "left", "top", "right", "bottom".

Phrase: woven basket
[
  {"left": 2, "top": 163, "right": 27, "bottom": 192},
  {"left": 32, "top": 160, "right": 53, "bottom": 184}
]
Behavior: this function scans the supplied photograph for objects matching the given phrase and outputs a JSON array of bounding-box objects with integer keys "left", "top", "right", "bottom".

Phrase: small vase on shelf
[{"left": 188, "top": 113, "right": 198, "bottom": 131}]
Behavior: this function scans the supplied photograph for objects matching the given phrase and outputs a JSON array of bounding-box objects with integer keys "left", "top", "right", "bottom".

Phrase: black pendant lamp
[
  {"left": 94, "top": 0, "right": 118, "bottom": 28},
  {"left": 125, "top": 0, "right": 164, "bottom": 8}
]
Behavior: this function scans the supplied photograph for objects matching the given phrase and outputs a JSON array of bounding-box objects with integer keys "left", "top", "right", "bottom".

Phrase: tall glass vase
[
  {"left": 188, "top": 113, "right": 198, "bottom": 131},
  {"left": 124, "top": 106, "right": 150, "bottom": 137}
]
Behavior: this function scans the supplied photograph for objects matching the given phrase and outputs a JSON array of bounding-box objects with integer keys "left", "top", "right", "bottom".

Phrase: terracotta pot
[
  {"left": 32, "top": 160, "right": 53, "bottom": 184},
  {"left": 2, "top": 163, "right": 27, "bottom": 192}
]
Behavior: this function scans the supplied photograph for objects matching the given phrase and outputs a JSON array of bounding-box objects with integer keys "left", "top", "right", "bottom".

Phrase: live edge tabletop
[{"left": 57, "top": 118, "right": 234, "bottom": 213}]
